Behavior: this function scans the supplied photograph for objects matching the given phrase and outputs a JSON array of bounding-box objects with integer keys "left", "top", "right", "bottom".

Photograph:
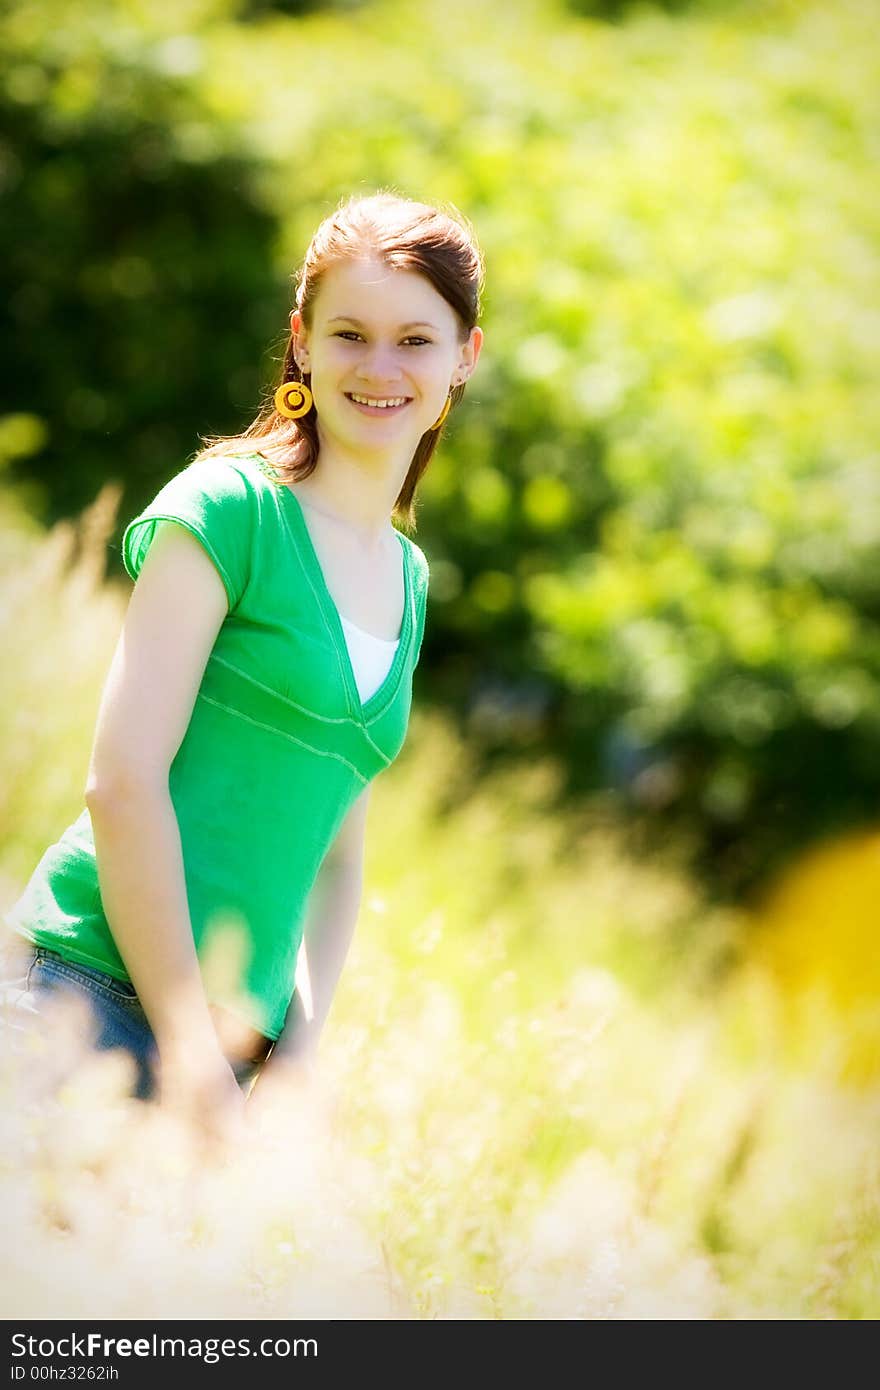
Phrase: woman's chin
[{"left": 335, "top": 418, "right": 428, "bottom": 455}]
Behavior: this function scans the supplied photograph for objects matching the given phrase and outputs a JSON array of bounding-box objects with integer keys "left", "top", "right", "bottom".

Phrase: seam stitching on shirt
[
  {"left": 208, "top": 653, "right": 395, "bottom": 765},
  {"left": 208, "top": 653, "right": 358, "bottom": 726},
  {"left": 276, "top": 505, "right": 363, "bottom": 716},
  {"left": 276, "top": 486, "right": 415, "bottom": 728},
  {"left": 358, "top": 719, "right": 394, "bottom": 761},
  {"left": 197, "top": 692, "right": 370, "bottom": 783},
  {"left": 363, "top": 544, "right": 422, "bottom": 727},
  {"left": 124, "top": 514, "right": 238, "bottom": 610}
]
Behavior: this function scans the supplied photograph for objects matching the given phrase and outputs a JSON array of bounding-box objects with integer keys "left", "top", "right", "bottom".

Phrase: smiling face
[{"left": 291, "top": 256, "right": 481, "bottom": 460}]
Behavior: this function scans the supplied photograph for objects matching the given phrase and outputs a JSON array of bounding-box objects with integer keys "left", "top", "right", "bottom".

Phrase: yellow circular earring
[
  {"left": 274, "top": 379, "right": 313, "bottom": 419},
  {"left": 430, "top": 395, "right": 452, "bottom": 431}
]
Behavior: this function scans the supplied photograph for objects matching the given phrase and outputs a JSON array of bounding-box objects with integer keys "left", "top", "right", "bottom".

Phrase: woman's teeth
[{"left": 348, "top": 394, "right": 409, "bottom": 409}]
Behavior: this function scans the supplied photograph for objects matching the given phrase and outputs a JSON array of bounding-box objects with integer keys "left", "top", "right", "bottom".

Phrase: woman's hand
[
  {"left": 158, "top": 1040, "right": 248, "bottom": 1152},
  {"left": 245, "top": 1053, "right": 318, "bottom": 1138}
]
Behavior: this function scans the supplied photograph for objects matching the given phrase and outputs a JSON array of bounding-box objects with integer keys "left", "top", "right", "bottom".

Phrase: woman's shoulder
[
  {"left": 190, "top": 449, "right": 270, "bottom": 489},
  {"left": 178, "top": 449, "right": 303, "bottom": 517},
  {"left": 156, "top": 449, "right": 264, "bottom": 503},
  {"left": 397, "top": 530, "right": 430, "bottom": 589}
]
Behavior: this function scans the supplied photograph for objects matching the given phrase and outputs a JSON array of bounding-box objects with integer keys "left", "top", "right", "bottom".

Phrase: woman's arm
[
  {"left": 266, "top": 786, "right": 371, "bottom": 1072},
  {"left": 85, "top": 521, "right": 243, "bottom": 1126}
]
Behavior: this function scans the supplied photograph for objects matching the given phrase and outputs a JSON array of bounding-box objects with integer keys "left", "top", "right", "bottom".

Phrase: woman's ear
[
  {"left": 459, "top": 325, "right": 484, "bottom": 380},
  {"left": 290, "top": 310, "right": 310, "bottom": 371}
]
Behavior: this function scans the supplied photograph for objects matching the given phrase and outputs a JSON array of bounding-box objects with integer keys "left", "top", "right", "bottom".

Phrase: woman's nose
[{"left": 356, "top": 344, "right": 402, "bottom": 383}]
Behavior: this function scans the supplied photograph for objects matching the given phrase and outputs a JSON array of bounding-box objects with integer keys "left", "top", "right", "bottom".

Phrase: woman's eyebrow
[{"left": 326, "top": 316, "right": 440, "bottom": 331}]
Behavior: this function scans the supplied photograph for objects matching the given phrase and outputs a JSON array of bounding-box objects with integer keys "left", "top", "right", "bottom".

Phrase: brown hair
[{"left": 196, "top": 191, "right": 484, "bottom": 532}]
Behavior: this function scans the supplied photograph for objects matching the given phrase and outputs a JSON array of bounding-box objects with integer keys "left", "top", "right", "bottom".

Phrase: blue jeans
[{"left": 1, "top": 945, "right": 267, "bottom": 1101}]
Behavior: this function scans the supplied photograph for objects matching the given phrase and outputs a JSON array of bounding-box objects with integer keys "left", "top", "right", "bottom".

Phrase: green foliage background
[{"left": 2, "top": 0, "right": 878, "bottom": 896}]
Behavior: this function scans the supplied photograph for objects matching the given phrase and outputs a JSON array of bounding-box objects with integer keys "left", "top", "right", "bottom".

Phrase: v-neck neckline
[{"left": 248, "top": 455, "right": 413, "bottom": 723}]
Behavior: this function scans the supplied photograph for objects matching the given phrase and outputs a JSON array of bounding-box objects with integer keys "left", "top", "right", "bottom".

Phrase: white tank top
[{"left": 339, "top": 613, "right": 400, "bottom": 704}]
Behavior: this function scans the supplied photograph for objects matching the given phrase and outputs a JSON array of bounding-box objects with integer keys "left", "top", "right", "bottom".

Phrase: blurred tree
[
  {"left": 565, "top": 0, "right": 736, "bottom": 20},
  {"left": 235, "top": 0, "right": 365, "bottom": 17},
  {"left": 0, "top": 0, "right": 283, "bottom": 528}
]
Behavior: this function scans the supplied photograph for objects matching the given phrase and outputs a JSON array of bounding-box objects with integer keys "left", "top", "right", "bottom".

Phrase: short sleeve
[{"left": 122, "top": 457, "right": 255, "bottom": 613}]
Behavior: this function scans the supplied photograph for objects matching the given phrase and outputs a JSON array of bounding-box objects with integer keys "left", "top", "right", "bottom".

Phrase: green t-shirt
[{"left": 4, "top": 451, "right": 430, "bottom": 1039}]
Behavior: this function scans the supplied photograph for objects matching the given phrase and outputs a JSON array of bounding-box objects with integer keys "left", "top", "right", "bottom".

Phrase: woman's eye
[{"left": 333, "top": 331, "right": 432, "bottom": 346}]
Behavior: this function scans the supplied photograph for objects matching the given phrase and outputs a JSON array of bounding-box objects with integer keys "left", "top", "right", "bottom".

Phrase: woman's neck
[{"left": 294, "top": 435, "right": 411, "bottom": 545}]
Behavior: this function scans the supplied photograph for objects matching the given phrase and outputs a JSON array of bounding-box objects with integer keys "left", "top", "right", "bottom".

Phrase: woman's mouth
[{"left": 345, "top": 392, "right": 412, "bottom": 415}]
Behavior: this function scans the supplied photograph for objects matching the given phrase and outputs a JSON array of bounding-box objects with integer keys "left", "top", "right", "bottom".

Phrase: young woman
[{"left": 2, "top": 191, "right": 484, "bottom": 1141}]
